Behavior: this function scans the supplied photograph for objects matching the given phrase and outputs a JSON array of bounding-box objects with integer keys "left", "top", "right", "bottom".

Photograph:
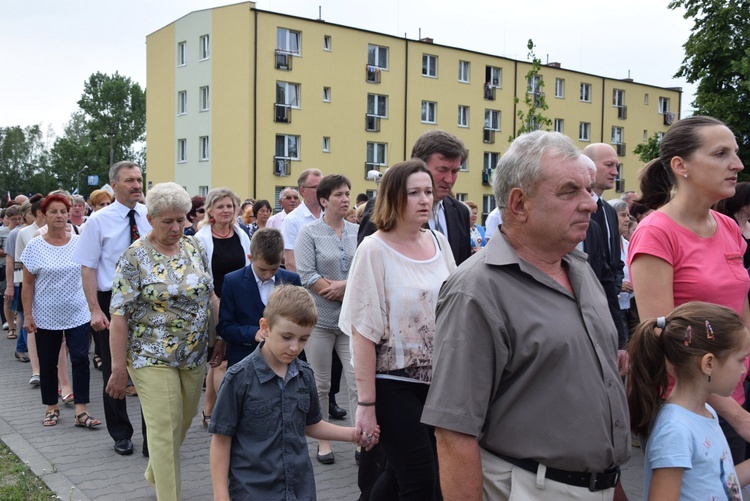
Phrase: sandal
[
  {"left": 43, "top": 409, "right": 60, "bottom": 427},
  {"left": 7, "top": 329, "right": 16, "bottom": 339},
  {"left": 74, "top": 412, "right": 101, "bottom": 429},
  {"left": 92, "top": 354, "right": 103, "bottom": 370},
  {"left": 201, "top": 410, "right": 211, "bottom": 428},
  {"left": 62, "top": 393, "right": 74, "bottom": 404}
]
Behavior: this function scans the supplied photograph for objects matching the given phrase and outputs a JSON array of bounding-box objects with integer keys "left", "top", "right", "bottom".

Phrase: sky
[{"left": 2, "top": 0, "right": 695, "bottom": 142}]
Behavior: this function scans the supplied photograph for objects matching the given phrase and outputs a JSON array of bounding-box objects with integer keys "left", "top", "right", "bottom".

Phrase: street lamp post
[{"left": 76, "top": 165, "right": 88, "bottom": 194}]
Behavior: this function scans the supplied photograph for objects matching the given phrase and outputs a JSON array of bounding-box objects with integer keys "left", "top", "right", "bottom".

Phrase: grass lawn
[{"left": 0, "top": 441, "right": 57, "bottom": 500}]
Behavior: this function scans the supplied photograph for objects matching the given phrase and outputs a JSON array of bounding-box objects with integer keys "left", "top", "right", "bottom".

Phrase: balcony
[
  {"left": 366, "top": 65, "right": 381, "bottom": 83},
  {"left": 615, "top": 143, "right": 627, "bottom": 157},
  {"left": 365, "top": 115, "right": 381, "bottom": 132},
  {"left": 617, "top": 105, "right": 627, "bottom": 119},
  {"left": 275, "top": 50, "right": 293, "bottom": 71},
  {"left": 274, "top": 104, "right": 291, "bottom": 123},
  {"left": 483, "top": 128, "right": 495, "bottom": 144},
  {"left": 664, "top": 112, "right": 675, "bottom": 125},
  {"left": 482, "top": 167, "right": 492, "bottom": 186},
  {"left": 273, "top": 157, "right": 291, "bottom": 177},
  {"left": 484, "top": 83, "right": 496, "bottom": 100}
]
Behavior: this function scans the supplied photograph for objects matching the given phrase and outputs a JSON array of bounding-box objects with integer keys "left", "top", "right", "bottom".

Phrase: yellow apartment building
[{"left": 146, "top": 1, "right": 681, "bottom": 219}]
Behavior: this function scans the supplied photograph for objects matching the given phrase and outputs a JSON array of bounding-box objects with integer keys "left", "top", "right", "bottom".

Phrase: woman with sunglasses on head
[{"left": 184, "top": 196, "right": 205, "bottom": 237}]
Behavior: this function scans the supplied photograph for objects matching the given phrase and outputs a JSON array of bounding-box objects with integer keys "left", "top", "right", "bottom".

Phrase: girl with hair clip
[{"left": 629, "top": 301, "right": 750, "bottom": 500}]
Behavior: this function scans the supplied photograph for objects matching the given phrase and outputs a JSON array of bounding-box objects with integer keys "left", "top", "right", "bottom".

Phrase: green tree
[
  {"left": 510, "top": 39, "right": 552, "bottom": 141},
  {"left": 633, "top": 133, "right": 662, "bottom": 163},
  {"left": 0, "top": 125, "right": 50, "bottom": 197},
  {"left": 49, "top": 112, "right": 104, "bottom": 195},
  {"left": 669, "top": 0, "right": 750, "bottom": 166}
]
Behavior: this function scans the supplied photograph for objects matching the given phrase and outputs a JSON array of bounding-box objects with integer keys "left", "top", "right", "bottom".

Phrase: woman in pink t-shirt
[{"left": 628, "top": 115, "right": 750, "bottom": 464}]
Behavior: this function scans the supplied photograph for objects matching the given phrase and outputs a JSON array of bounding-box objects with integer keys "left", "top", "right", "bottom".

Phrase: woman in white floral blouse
[{"left": 105, "top": 182, "right": 216, "bottom": 501}]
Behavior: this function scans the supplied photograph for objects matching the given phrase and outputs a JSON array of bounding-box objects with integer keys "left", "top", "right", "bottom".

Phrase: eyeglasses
[{"left": 196, "top": 208, "right": 205, "bottom": 214}]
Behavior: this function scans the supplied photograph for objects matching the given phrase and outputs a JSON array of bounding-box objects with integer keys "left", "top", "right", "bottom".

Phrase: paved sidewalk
[{"left": 0, "top": 332, "right": 644, "bottom": 500}]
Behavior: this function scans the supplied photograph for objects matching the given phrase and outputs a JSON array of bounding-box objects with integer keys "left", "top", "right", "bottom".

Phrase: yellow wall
[{"left": 145, "top": 23, "right": 175, "bottom": 187}]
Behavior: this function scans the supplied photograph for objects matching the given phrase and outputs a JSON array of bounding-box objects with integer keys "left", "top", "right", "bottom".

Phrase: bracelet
[{"left": 357, "top": 401, "right": 376, "bottom": 407}]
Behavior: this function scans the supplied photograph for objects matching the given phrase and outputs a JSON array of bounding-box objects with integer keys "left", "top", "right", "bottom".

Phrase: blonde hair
[{"left": 264, "top": 285, "right": 318, "bottom": 329}]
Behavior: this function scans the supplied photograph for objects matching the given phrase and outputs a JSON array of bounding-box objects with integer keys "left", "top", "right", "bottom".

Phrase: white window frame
[
  {"left": 484, "top": 109, "right": 500, "bottom": 131},
  {"left": 484, "top": 152, "right": 500, "bottom": 170},
  {"left": 486, "top": 66, "right": 502, "bottom": 88},
  {"left": 554, "top": 118, "right": 564, "bottom": 133},
  {"left": 199, "top": 35, "right": 209, "bottom": 61},
  {"left": 323, "top": 35, "right": 331, "bottom": 51},
  {"left": 199, "top": 136, "right": 209, "bottom": 161},
  {"left": 322, "top": 137, "right": 330, "bottom": 152},
  {"left": 199, "top": 186, "right": 208, "bottom": 197},
  {"left": 276, "top": 134, "right": 300, "bottom": 160},
  {"left": 458, "top": 105, "right": 469, "bottom": 128},
  {"left": 367, "top": 142, "right": 387, "bottom": 166},
  {"left": 644, "top": 93, "right": 649, "bottom": 105},
  {"left": 276, "top": 81, "right": 301, "bottom": 108},
  {"left": 613, "top": 89, "right": 625, "bottom": 107},
  {"left": 367, "top": 44, "right": 388, "bottom": 69},
  {"left": 421, "top": 101, "right": 437, "bottom": 124},
  {"left": 456, "top": 193, "right": 468, "bottom": 201},
  {"left": 460, "top": 157, "right": 469, "bottom": 172},
  {"left": 611, "top": 126, "right": 624, "bottom": 145},
  {"left": 555, "top": 78, "right": 564, "bottom": 98},
  {"left": 643, "top": 129, "right": 648, "bottom": 140},
  {"left": 527, "top": 75, "right": 542, "bottom": 95},
  {"left": 367, "top": 94, "right": 388, "bottom": 118},
  {"left": 458, "top": 60, "right": 470, "bottom": 83},
  {"left": 177, "top": 41, "right": 187, "bottom": 66},
  {"left": 199, "top": 86, "right": 209, "bottom": 112},
  {"left": 580, "top": 83, "right": 591, "bottom": 103},
  {"left": 323, "top": 87, "right": 331, "bottom": 102},
  {"left": 579, "top": 122, "right": 591, "bottom": 142},
  {"left": 277, "top": 28, "right": 301, "bottom": 55},
  {"left": 658, "top": 97, "right": 670, "bottom": 114},
  {"left": 422, "top": 54, "right": 438, "bottom": 78},
  {"left": 177, "top": 139, "right": 187, "bottom": 163},
  {"left": 177, "top": 91, "right": 187, "bottom": 115}
]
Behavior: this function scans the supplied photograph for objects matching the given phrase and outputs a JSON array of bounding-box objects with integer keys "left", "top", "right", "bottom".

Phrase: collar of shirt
[
  {"left": 251, "top": 341, "right": 301, "bottom": 385},
  {"left": 293, "top": 202, "right": 322, "bottom": 220},
  {"left": 251, "top": 266, "right": 276, "bottom": 288},
  {"left": 111, "top": 199, "right": 147, "bottom": 220}
]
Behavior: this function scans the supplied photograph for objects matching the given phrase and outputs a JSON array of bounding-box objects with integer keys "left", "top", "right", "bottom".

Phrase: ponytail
[
  {"left": 638, "top": 158, "right": 673, "bottom": 211},
  {"left": 627, "top": 318, "right": 669, "bottom": 438}
]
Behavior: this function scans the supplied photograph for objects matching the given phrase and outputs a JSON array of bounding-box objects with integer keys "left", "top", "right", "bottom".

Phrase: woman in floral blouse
[{"left": 105, "top": 182, "right": 216, "bottom": 501}]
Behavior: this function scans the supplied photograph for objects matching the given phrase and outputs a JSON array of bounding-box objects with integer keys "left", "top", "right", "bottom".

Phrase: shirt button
[
  {"left": 608, "top": 380, "right": 613, "bottom": 387},
  {"left": 615, "top": 420, "right": 620, "bottom": 427}
]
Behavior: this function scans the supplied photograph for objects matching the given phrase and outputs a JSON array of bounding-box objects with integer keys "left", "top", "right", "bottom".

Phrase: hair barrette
[
  {"left": 705, "top": 320, "right": 715, "bottom": 340},
  {"left": 683, "top": 325, "right": 692, "bottom": 346}
]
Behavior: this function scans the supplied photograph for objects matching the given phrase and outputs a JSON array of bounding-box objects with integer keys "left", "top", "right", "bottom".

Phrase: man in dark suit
[
  {"left": 358, "top": 130, "right": 472, "bottom": 266},
  {"left": 218, "top": 228, "right": 301, "bottom": 367},
  {"left": 583, "top": 143, "right": 627, "bottom": 348}
]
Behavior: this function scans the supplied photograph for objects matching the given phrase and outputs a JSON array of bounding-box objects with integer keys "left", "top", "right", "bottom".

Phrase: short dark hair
[
  {"left": 29, "top": 194, "right": 44, "bottom": 217},
  {"left": 187, "top": 195, "right": 205, "bottom": 223},
  {"left": 250, "top": 228, "right": 284, "bottom": 264},
  {"left": 356, "top": 193, "right": 369, "bottom": 204},
  {"left": 410, "top": 130, "right": 467, "bottom": 164},
  {"left": 252, "top": 199, "right": 272, "bottom": 216},
  {"left": 41, "top": 194, "right": 72, "bottom": 214},
  {"left": 715, "top": 182, "right": 750, "bottom": 222},
  {"left": 316, "top": 175, "right": 351, "bottom": 209},
  {"left": 373, "top": 160, "right": 435, "bottom": 232}
]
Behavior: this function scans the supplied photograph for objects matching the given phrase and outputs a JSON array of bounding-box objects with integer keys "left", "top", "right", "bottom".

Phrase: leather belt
[{"left": 488, "top": 451, "right": 620, "bottom": 492}]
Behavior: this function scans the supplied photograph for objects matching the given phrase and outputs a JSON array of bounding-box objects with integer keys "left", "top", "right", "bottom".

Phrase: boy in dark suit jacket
[{"left": 218, "top": 228, "right": 302, "bottom": 367}]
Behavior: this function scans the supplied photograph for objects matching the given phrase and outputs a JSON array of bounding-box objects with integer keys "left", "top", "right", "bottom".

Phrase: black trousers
[{"left": 97, "top": 290, "right": 147, "bottom": 450}]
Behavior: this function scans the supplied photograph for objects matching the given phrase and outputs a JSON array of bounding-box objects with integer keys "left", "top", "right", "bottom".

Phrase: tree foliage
[
  {"left": 633, "top": 133, "right": 662, "bottom": 163},
  {"left": 510, "top": 39, "right": 553, "bottom": 141},
  {"left": 669, "top": 0, "right": 750, "bottom": 165},
  {"left": 0, "top": 125, "right": 50, "bottom": 196}
]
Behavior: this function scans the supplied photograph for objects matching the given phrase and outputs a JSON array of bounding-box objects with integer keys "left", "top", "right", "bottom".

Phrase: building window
[
  {"left": 459, "top": 155, "right": 469, "bottom": 171},
  {"left": 657, "top": 132, "right": 664, "bottom": 142},
  {"left": 277, "top": 28, "right": 301, "bottom": 55},
  {"left": 643, "top": 129, "right": 648, "bottom": 140},
  {"left": 199, "top": 35, "right": 209, "bottom": 60},
  {"left": 323, "top": 87, "right": 331, "bottom": 102},
  {"left": 367, "top": 44, "right": 388, "bottom": 69},
  {"left": 458, "top": 60, "right": 470, "bottom": 83},
  {"left": 658, "top": 97, "right": 670, "bottom": 114},
  {"left": 579, "top": 122, "right": 591, "bottom": 141},
  {"left": 580, "top": 83, "right": 591, "bottom": 102},
  {"left": 527, "top": 75, "right": 542, "bottom": 95},
  {"left": 484, "top": 109, "right": 500, "bottom": 131},
  {"left": 367, "top": 142, "right": 387, "bottom": 166},
  {"left": 177, "top": 91, "right": 187, "bottom": 115},
  {"left": 484, "top": 152, "right": 500, "bottom": 170},
  {"left": 276, "top": 81, "right": 300, "bottom": 108},
  {"left": 456, "top": 193, "right": 468, "bottom": 201},
  {"left": 482, "top": 194, "right": 496, "bottom": 219},
  {"left": 199, "top": 136, "right": 209, "bottom": 161},
  {"left": 200, "top": 86, "right": 209, "bottom": 111},
  {"left": 555, "top": 78, "right": 564, "bottom": 98},
  {"left": 486, "top": 66, "right": 502, "bottom": 88},
  {"left": 611, "top": 126, "right": 624, "bottom": 145},
  {"left": 458, "top": 105, "right": 469, "bottom": 127},
  {"left": 554, "top": 118, "right": 564, "bottom": 133},
  {"left": 199, "top": 186, "right": 208, "bottom": 197},
  {"left": 177, "top": 139, "right": 187, "bottom": 163},
  {"left": 177, "top": 41, "right": 186, "bottom": 66},
  {"left": 422, "top": 55, "right": 438, "bottom": 78},
  {"left": 421, "top": 101, "right": 437, "bottom": 123},
  {"left": 613, "top": 89, "right": 625, "bottom": 107},
  {"left": 275, "top": 134, "right": 300, "bottom": 160},
  {"left": 322, "top": 137, "right": 330, "bottom": 152},
  {"left": 644, "top": 93, "right": 649, "bottom": 105},
  {"left": 323, "top": 35, "right": 331, "bottom": 51},
  {"left": 367, "top": 94, "right": 387, "bottom": 118}
]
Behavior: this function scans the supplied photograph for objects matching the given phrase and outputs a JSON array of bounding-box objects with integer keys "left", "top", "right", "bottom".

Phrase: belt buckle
[{"left": 588, "top": 468, "right": 620, "bottom": 492}]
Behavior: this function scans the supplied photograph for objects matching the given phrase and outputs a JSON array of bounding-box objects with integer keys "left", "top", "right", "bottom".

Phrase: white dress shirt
[
  {"left": 252, "top": 266, "right": 276, "bottom": 306},
  {"left": 281, "top": 203, "right": 321, "bottom": 250}
]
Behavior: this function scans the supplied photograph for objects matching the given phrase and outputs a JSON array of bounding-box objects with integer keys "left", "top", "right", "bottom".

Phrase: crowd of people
[{"left": 5, "top": 117, "right": 750, "bottom": 500}]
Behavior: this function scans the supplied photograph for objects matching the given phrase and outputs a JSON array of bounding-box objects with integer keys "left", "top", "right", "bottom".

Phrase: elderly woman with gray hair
[{"left": 106, "top": 182, "right": 216, "bottom": 500}]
